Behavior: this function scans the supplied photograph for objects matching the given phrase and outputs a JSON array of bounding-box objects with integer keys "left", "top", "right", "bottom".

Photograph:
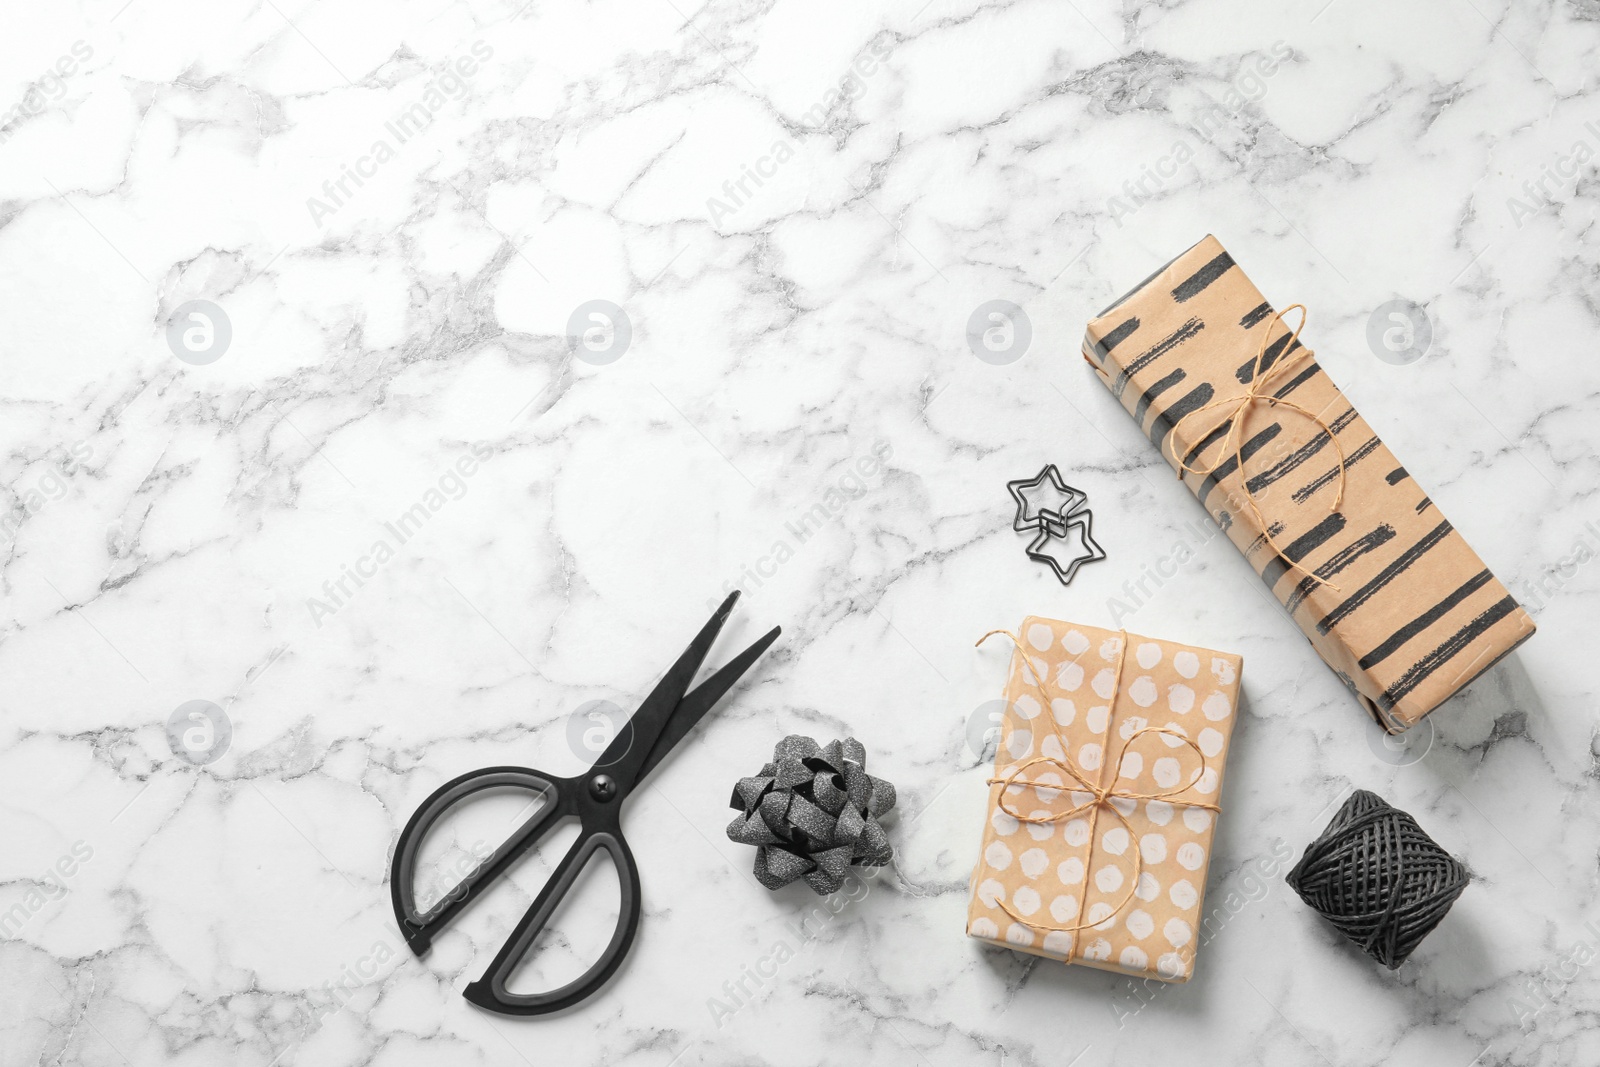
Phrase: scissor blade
[
  {"left": 593, "top": 591, "right": 741, "bottom": 777},
  {"left": 635, "top": 624, "right": 781, "bottom": 785}
]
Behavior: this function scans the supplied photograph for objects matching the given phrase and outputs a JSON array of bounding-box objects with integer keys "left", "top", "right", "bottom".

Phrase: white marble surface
[{"left": 3, "top": 0, "right": 1598, "bottom": 1064}]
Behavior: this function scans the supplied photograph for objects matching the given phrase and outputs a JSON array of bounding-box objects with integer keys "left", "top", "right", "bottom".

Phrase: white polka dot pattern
[
  {"left": 1202, "top": 691, "right": 1232, "bottom": 720},
  {"left": 1006, "top": 729, "right": 1033, "bottom": 760},
  {"left": 1031, "top": 772, "right": 1064, "bottom": 805},
  {"left": 1152, "top": 757, "right": 1181, "bottom": 789},
  {"left": 1085, "top": 705, "right": 1110, "bottom": 734},
  {"left": 1140, "top": 833, "right": 1167, "bottom": 864},
  {"left": 1013, "top": 886, "right": 1042, "bottom": 915},
  {"left": 1050, "top": 894, "right": 1080, "bottom": 922},
  {"left": 965, "top": 618, "right": 1242, "bottom": 985},
  {"left": 1128, "top": 675, "right": 1158, "bottom": 707},
  {"left": 1020, "top": 848, "right": 1049, "bottom": 878},
  {"left": 1057, "top": 661, "right": 1084, "bottom": 692},
  {"left": 1043, "top": 930, "right": 1075, "bottom": 955}
]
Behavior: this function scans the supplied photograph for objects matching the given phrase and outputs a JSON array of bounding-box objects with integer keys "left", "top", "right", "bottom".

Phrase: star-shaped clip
[
  {"left": 1007, "top": 464, "right": 1088, "bottom": 531},
  {"left": 1007, "top": 463, "right": 1106, "bottom": 586},
  {"left": 1026, "top": 511, "right": 1107, "bottom": 585}
]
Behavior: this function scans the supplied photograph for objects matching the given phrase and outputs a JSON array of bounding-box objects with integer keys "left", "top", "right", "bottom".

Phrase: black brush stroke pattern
[
  {"left": 1284, "top": 524, "right": 1397, "bottom": 614},
  {"left": 1359, "top": 569, "right": 1495, "bottom": 671},
  {"left": 1316, "top": 520, "right": 1455, "bottom": 635},
  {"left": 1260, "top": 512, "right": 1348, "bottom": 590},
  {"left": 1112, "top": 318, "right": 1205, "bottom": 400},
  {"left": 1378, "top": 596, "right": 1521, "bottom": 709},
  {"left": 1172, "top": 251, "right": 1235, "bottom": 302}
]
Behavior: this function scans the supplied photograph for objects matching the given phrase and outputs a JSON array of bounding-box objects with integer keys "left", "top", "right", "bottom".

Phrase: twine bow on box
[
  {"left": 975, "top": 629, "right": 1220, "bottom": 954},
  {"left": 1162, "top": 305, "right": 1348, "bottom": 592}
]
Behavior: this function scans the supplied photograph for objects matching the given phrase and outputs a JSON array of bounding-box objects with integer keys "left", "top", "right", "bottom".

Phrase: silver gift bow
[{"left": 726, "top": 734, "right": 896, "bottom": 894}]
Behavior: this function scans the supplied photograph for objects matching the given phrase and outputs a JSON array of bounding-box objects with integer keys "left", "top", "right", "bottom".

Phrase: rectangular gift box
[
  {"left": 1082, "top": 236, "right": 1535, "bottom": 732},
  {"left": 965, "top": 619, "right": 1241, "bottom": 983}
]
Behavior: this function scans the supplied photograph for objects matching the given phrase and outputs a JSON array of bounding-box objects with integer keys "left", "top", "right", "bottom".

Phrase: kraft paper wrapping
[
  {"left": 1082, "top": 236, "right": 1534, "bottom": 732},
  {"left": 965, "top": 619, "right": 1242, "bottom": 983}
]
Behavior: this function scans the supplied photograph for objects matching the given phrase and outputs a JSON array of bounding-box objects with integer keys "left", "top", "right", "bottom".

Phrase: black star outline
[
  {"left": 1007, "top": 464, "right": 1088, "bottom": 532},
  {"left": 1026, "top": 512, "right": 1107, "bottom": 585}
]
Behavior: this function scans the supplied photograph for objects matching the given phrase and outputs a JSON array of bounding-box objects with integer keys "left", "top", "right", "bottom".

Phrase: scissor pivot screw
[{"left": 588, "top": 774, "right": 618, "bottom": 802}]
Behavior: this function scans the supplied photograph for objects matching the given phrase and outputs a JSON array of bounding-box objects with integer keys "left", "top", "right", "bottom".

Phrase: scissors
[{"left": 389, "top": 591, "right": 780, "bottom": 1016}]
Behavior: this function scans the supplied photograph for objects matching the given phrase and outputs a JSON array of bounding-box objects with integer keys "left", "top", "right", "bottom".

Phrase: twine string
[
  {"left": 1158, "top": 305, "right": 1346, "bottom": 591},
  {"left": 975, "top": 630, "right": 1220, "bottom": 956}
]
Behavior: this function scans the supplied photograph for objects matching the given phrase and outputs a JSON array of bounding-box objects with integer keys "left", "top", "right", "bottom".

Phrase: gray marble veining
[{"left": 1, "top": 1, "right": 1597, "bottom": 1064}]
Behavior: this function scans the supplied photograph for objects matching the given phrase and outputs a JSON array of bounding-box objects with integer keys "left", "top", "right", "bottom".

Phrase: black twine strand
[
  {"left": 726, "top": 735, "right": 896, "bottom": 894},
  {"left": 1286, "top": 789, "right": 1468, "bottom": 968}
]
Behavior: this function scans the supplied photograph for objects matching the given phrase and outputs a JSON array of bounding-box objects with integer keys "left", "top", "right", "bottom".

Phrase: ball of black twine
[{"left": 1286, "top": 789, "right": 1469, "bottom": 969}]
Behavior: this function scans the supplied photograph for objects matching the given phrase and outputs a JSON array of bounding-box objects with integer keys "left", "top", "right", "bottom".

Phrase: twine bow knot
[
  {"left": 976, "top": 629, "right": 1220, "bottom": 950},
  {"left": 1166, "top": 305, "right": 1347, "bottom": 591}
]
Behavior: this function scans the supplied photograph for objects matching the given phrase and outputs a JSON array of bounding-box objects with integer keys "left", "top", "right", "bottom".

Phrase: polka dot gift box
[{"left": 965, "top": 618, "right": 1242, "bottom": 983}]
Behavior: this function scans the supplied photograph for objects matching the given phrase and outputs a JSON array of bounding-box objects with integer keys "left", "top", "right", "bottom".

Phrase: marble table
[{"left": 2, "top": 1, "right": 1596, "bottom": 1064}]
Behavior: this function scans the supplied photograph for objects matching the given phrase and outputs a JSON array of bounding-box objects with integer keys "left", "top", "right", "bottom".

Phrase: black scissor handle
[
  {"left": 388, "top": 764, "right": 644, "bottom": 1016},
  {"left": 390, "top": 766, "right": 571, "bottom": 956},
  {"left": 463, "top": 827, "right": 641, "bottom": 1016}
]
